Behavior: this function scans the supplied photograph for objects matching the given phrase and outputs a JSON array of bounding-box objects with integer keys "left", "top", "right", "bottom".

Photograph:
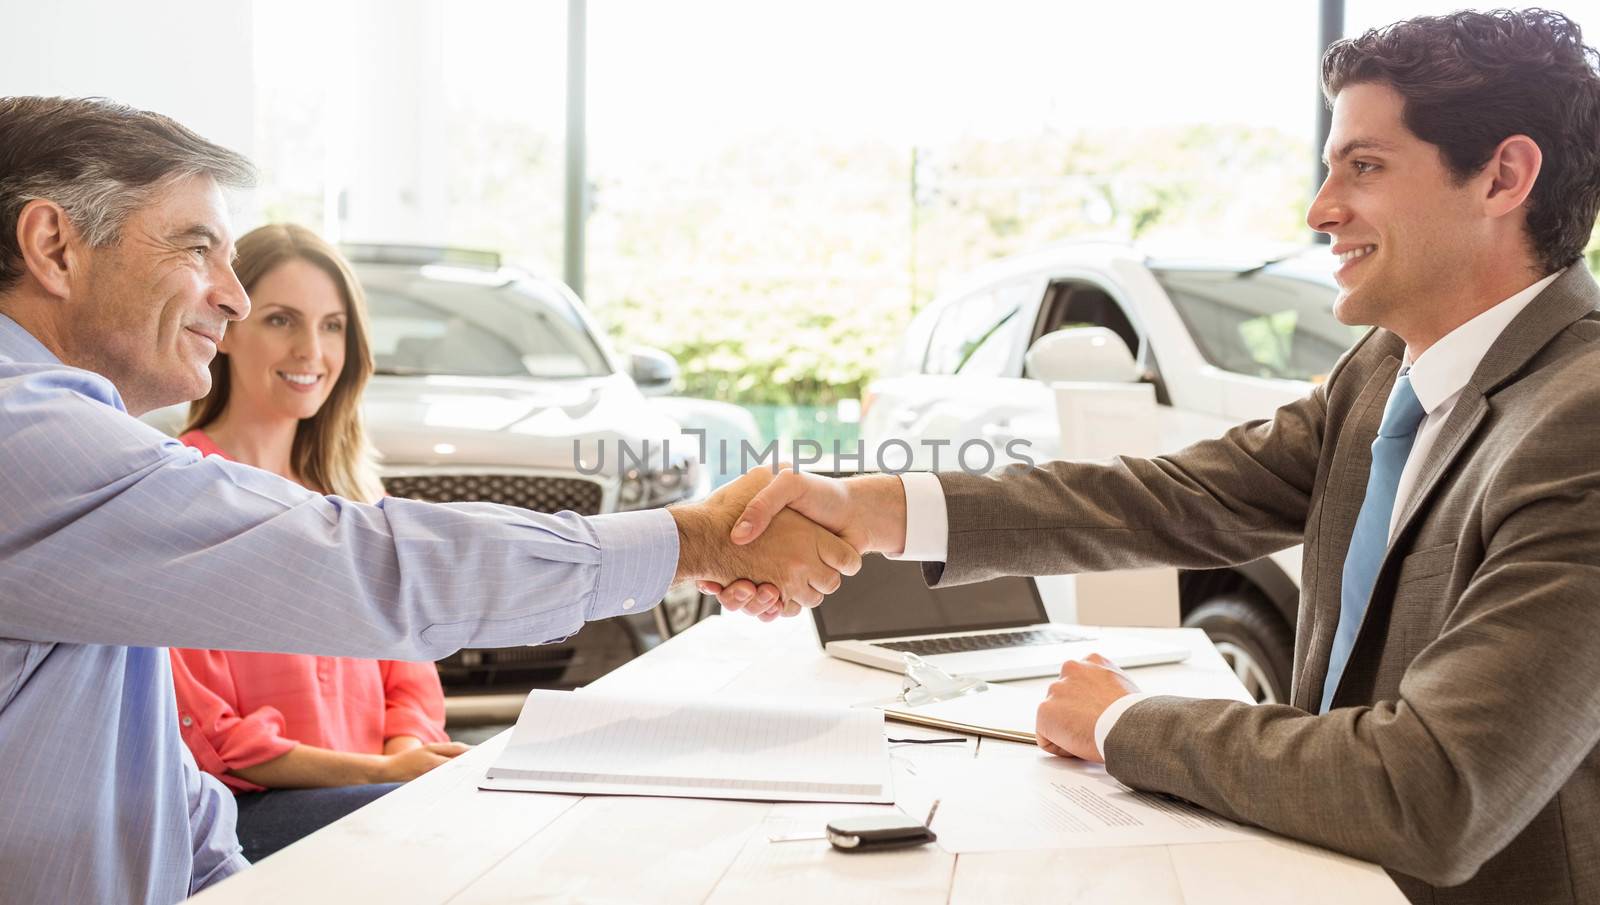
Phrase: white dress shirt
[{"left": 891, "top": 270, "right": 1562, "bottom": 758}]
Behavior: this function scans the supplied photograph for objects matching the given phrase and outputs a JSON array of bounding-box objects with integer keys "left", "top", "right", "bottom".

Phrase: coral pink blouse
[{"left": 169, "top": 430, "right": 450, "bottom": 793}]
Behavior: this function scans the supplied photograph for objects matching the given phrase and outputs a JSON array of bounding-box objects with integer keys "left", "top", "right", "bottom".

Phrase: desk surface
[{"left": 191, "top": 616, "right": 1406, "bottom": 904}]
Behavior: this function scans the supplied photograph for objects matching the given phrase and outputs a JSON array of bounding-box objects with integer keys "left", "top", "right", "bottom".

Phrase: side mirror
[
  {"left": 1024, "top": 327, "right": 1140, "bottom": 383},
  {"left": 628, "top": 347, "right": 680, "bottom": 396}
]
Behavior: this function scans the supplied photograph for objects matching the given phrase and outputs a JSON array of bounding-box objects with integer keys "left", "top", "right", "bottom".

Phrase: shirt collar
[
  {"left": 1405, "top": 269, "right": 1563, "bottom": 414},
  {"left": 0, "top": 313, "right": 61, "bottom": 366}
]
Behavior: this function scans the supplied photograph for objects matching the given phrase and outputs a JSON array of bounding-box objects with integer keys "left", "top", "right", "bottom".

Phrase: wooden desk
[{"left": 191, "top": 616, "right": 1406, "bottom": 904}]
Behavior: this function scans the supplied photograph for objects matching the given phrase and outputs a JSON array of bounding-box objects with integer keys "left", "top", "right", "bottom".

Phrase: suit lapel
[
  {"left": 1300, "top": 266, "right": 1600, "bottom": 711},
  {"left": 1387, "top": 395, "right": 1487, "bottom": 542},
  {"left": 1395, "top": 267, "right": 1600, "bottom": 540}
]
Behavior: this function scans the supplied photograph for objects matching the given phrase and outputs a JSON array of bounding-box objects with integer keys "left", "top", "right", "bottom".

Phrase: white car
[
  {"left": 862, "top": 242, "right": 1362, "bottom": 703},
  {"left": 145, "top": 245, "right": 713, "bottom": 697}
]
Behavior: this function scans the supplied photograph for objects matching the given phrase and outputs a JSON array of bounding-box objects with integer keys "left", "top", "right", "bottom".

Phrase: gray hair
[{"left": 0, "top": 96, "right": 257, "bottom": 292}]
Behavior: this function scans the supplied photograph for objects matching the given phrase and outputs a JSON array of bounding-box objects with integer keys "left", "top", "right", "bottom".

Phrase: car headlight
[
  {"left": 616, "top": 458, "right": 701, "bottom": 511},
  {"left": 618, "top": 471, "right": 647, "bottom": 508}
]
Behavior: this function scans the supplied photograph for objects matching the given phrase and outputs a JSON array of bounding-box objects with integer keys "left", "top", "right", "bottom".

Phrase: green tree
[{"left": 584, "top": 124, "right": 1311, "bottom": 409}]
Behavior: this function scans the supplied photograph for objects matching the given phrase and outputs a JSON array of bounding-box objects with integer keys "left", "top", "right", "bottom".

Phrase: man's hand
[
  {"left": 1035, "top": 653, "right": 1140, "bottom": 763},
  {"left": 696, "top": 467, "right": 906, "bottom": 614},
  {"left": 671, "top": 467, "right": 862, "bottom": 620},
  {"left": 730, "top": 468, "right": 905, "bottom": 553}
]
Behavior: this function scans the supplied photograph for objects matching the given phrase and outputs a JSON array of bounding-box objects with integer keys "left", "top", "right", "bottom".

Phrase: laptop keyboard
[{"left": 873, "top": 628, "right": 1089, "bottom": 656}]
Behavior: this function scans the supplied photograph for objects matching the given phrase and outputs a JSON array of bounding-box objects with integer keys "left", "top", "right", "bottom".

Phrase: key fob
[{"left": 825, "top": 814, "right": 937, "bottom": 852}]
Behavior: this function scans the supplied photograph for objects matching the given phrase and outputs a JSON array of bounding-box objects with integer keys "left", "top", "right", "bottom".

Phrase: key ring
[{"left": 898, "top": 652, "right": 990, "bottom": 707}]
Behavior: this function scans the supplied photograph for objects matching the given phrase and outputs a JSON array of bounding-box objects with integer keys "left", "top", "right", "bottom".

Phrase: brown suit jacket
[{"left": 927, "top": 266, "right": 1600, "bottom": 903}]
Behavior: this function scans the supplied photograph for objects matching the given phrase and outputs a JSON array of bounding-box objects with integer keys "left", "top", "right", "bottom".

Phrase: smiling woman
[
  {"left": 184, "top": 224, "right": 384, "bottom": 499},
  {"left": 170, "top": 224, "right": 465, "bottom": 862}
]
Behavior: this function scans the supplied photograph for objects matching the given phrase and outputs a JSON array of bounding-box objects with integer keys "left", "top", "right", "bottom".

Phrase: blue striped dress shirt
[{"left": 0, "top": 314, "right": 679, "bottom": 904}]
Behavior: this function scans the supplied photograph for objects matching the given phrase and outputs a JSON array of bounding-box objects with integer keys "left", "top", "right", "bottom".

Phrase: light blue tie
[{"left": 1320, "top": 371, "right": 1426, "bottom": 713}]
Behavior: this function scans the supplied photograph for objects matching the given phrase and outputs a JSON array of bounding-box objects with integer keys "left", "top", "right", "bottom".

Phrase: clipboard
[
  {"left": 879, "top": 684, "right": 1038, "bottom": 743},
  {"left": 870, "top": 652, "right": 1039, "bottom": 744}
]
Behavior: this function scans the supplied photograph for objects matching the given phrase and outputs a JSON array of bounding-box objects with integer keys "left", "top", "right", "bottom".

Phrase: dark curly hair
[{"left": 1323, "top": 8, "right": 1600, "bottom": 273}]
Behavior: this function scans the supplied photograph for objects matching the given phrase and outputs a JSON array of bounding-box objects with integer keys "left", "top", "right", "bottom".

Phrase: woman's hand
[
  {"left": 382, "top": 735, "right": 423, "bottom": 755},
  {"left": 375, "top": 741, "right": 471, "bottom": 782}
]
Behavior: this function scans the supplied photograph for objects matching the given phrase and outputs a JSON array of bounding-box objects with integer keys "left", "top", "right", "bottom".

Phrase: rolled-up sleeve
[
  {"left": 378, "top": 659, "right": 450, "bottom": 745},
  {"left": 168, "top": 649, "right": 298, "bottom": 793}
]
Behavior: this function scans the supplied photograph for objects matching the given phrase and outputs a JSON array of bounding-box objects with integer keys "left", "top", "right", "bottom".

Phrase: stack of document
[
  {"left": 911, "top": 753, "right": 1265, "bottom": 852},
  {"left": 481, "top": 690, "right": 894, "bottom": 804}
]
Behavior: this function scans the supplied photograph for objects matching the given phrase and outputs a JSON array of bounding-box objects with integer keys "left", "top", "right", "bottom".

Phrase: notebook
[{"left": 480, "top": 690, "right": 893, "bottom": 804}]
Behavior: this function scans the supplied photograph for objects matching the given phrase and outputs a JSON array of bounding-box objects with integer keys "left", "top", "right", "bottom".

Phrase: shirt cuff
[
  {"left": 888, "top": 472, "right": 948, "bottom": 562},
  {"left": 1094, "top": 692, "right": 1152, "bottom": 760},
  {"left": 584, "top": 509, "right": 679, "bottom": 621}
]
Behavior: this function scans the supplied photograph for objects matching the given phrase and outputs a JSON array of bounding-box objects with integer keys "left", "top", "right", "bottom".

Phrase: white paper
[
  {"left": 917, "top": 751, "right": 1265, "bottom": 852},
  {"left": 481, "top": 690, "right": 893, "bottom": 803}
]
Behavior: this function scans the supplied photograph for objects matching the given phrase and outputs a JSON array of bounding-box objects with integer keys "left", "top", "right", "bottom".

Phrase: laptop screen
[{"left": 809, "top": 554, "right": 1048, "bottom": 644}]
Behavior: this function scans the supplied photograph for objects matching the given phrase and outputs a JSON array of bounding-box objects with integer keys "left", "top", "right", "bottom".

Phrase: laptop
[{"left": 811, "top": 554, "right": 1190, "bottom": 681}]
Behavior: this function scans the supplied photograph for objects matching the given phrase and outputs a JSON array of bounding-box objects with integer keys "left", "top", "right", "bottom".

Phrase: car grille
[
  {"left": 434, "top": 616, "right": 639, "bottom": 693},
  {"left": 382, "top": 472, "right": 617, "bottom": 693},
  {"left": 381, "top": 473, "right": 605, "bottom": 515}
]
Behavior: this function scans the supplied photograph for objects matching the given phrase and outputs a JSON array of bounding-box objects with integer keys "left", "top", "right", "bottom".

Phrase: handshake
[
  {"left": 668, "top": 465, "right": 1145, "bottom": 765},
  {"left": 668, "top": 466, "right": 907, "bottom": 620}
]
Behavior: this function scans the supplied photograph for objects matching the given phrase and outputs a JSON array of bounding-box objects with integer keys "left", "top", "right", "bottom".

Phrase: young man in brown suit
[{"left": 706, "top": 10, "right": 1600, "bottom": 903}]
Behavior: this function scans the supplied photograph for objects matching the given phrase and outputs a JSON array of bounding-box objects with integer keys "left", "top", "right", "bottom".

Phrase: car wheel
[{"left": 1182, "top": 593, "right": 1293, "bottom": 704}]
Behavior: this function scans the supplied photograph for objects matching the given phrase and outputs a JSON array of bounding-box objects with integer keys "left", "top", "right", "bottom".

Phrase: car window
[
  {"left": 1152, "top": 268, "right": 1362, "bottom": 381},
  {"left": 955, "top": 308, "right": 1022, "bottom": 376},
  {"left": 363, "top": 277, "right": 612, "bottom": 378},
  {"left": 957, "top": 280, "right": 1039, "bottom": 377},
  {"left": 1035, "top": 282, "right": 1140, "bottom": 359},
  {"left": 923, "top": 289, "right": 1022, "bottom": 376}
]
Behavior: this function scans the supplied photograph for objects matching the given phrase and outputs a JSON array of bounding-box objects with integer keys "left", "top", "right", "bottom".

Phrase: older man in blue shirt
[{"left": 0, "top": 96, "right": 859, "bottom": 904}]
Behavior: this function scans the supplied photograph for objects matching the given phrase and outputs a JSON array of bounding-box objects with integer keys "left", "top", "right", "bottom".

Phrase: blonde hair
[{"left": 185, "top": 223, "right": 385, "bottom": 502}]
